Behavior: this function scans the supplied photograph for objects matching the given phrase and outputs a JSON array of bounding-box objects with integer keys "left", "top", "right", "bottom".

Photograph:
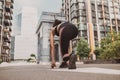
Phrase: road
[{"left": 0, "top": 62, "right": 120, "bottom": 80}]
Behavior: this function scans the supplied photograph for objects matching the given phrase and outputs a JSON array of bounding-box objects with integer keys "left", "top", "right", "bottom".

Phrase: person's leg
[
  {"left": 59, "top": 25, "right": 78, "bottom": 68},
  {"left": 59, "top": 27, "right": 70, "bottom": 68},
  {"left": 68, "top": 51, "right": 77, "bottom": 69},
  {"left": 60, "top": 28, "right": 71, "bottom": 61}
]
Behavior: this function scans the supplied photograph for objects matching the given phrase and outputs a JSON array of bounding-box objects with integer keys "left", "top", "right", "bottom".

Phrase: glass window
[
  {"left": 0, "top": 18, "right": 2, "bottom": 24},
  {"left": 79, "top": 16, "right": 86, "bottom": 22},
  {"left": 79, "top": 24, "right": 87, "bottom": 30},
  {"left": 71, "top": 11, "right": 77, "bottom": 19},
  {"left": 77, "top": 0, "right": 85, "bottom": 2},
  {"left": 100, "top": 26, "right": 104, "bottom": 31},
  {"left": 71, "top": 4, "right": 77, "bottom": 12},
  {"left": 97, "top": 6, "right": 102, "bottom": 12},
  {"left": 82, "top": 31, "right": 87, "bottom": 36},
  {"left": 70, "top": 0, "right": 76, "bottom": 5},
  {"left": 0, "top": 10, "right": 2, "bottom": 17},
  {"left": 100, "top": 33, "right": 105, "bottom": 38},
  {"left": 92, "top": 18, "right": 96, "bottom": 23},
  {"left": 78, "top": 2, "right": 85, "bottom": 9},
  {"left": 0, "top": 2, "right": 3, "bottom": 9}
]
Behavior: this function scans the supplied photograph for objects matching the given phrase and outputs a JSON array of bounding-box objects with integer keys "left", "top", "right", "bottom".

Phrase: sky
[
  {"left": 13, "top": 0, "right": 62, "bottom": 35},
  {"left": 13, "top": 0, "right": 62, "bottom": 58},
  {"left": 14, "top": 0, "right": 62, "bottom": 16}
]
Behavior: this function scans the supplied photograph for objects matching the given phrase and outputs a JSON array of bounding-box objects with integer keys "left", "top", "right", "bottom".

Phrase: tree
[
  {"left": 100, "top": 32, "right": 120, "bottom": 59},
  {"left": 76, "top": 38, "right": 90, "bottom": 60},
  {"left": 94, "top": 47, "right": 102, "bottom": 59}
]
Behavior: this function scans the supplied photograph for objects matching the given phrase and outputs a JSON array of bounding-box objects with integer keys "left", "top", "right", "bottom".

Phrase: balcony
[
  {"left": 91, "top": 8, "right": 95, "bottom": 12},
  {"left": 4, "top": 13, "right": 12, "bottom": 20},
  {"left": 2, "top": 50, "right": 9, "bottom": 54},
  {"left": 80, "top": 13, "right": 86, "bottom": 17},
  {"left": 92, "top": 13, "right": 96, "bottom": 18},
  {"left": 4, "top": 20, "right": 9, "bottom": 26},
  {"left": 5, "top": 6, "right": 13, "bottom": 14},
  {"left": 105, "top": 15, "right": 110, "bottom": 19},
  {"left": 91, "top": 1, "right": 95, "bottom": 5},
  {"left": 97, "top": 2, "right": 108, "bottom": 7},
  {"left": 3, "top": 33, "right": 10, "bottom": 40},
  {"left": 11, "top": 0, "right": 14, "bottom": 3},
  {"left": 10, "top": 4, "right": 13, "bottom": 9},
  {"left": 97, "top": 9, "right": 103, "bottom": 13},
  {"left": 4, "top": 20, "right": 12, "bottom": 26},
  {"left": 3, "top": 28, "right": 11, "bottom": 36},
  {"left": 98, "top": 15, "right": 103, "bottom": 19},
  {"left": 104, "top": 3, "right": 108, "bottom": 7},
  {"left": 79, "top": 7, "right": 86, "bottom": 10},
  {"left": 0, "top": 13, "right": 2, "bottom": 18},
  {"left": 4, "top": 39, "right": 11, "bottom": 43},
  {"left": 5, "top": 0, "right": 14, "bottom": 5},
  {"left": 97, "top": 2, "right": 102, "bottom": 6},
  {"left": 79, "top": 27, "right": 87, "bottom": 31},
  {"left": 100, "top": 28, "right": 110, "bottom": 32},
  {"left": 5, "top": 7, "right": 11, "bottom": 12},
  {"left": 0, "top": 1, "right": 3, "bottom": 9},
  {"left": 3, "top": 28, "right": 9, "bottom": 32},
  {"left": 3, "top": 42, "right": 10, "bottom": 49}
]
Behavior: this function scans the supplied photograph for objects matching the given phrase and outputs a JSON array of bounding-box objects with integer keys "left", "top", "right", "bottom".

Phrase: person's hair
[{"left": 52, "top": 19, "right": 62, "bottom": 27}]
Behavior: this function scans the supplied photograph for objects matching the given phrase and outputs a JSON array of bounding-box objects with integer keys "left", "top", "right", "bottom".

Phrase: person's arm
[
  {"left": 50, "top": 29, "right": 56, "bottom": 68},
  {"left": 68, "top": 40, "right": 72, "bottom": 54}
]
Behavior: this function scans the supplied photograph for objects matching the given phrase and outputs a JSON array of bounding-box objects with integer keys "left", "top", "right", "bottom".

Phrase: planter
[{"left": 84, "top": 59, "right": 120, "bottom": 64}]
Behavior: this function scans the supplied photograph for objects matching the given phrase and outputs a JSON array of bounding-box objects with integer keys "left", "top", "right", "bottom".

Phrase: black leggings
[{"left": 60, "top": 24, "right": 78, "bottom": 56}]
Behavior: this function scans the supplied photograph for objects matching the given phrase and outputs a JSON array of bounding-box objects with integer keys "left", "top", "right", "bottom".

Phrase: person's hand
[{"left": 51, "top": 61, "right": 56, "bottom": 69}]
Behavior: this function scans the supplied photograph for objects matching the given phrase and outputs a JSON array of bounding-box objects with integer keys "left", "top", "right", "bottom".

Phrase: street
[{"left": 0, "top": 62, "right": 120, "bottom": 80}]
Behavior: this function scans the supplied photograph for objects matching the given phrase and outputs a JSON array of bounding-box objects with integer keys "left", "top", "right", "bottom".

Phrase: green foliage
[
  {"left": 27, "top": 58, "right": 32, "bottom": 62},
  {"left": 30, "top": 53, "right": 36, "bottom": 59},
  {"left": 100, "top": 37, "right": 112, "bottom": 49},
  {"left": 76, "top": 38, "right": 90, "bottom": 59},
  {"left": 100, "top": 32, "right": 120, "bottom": 59},
  {"left": 94, "top": 47, "right": 102, "bottom": 59},
  {"left": 27, "top": 53, "right": 36, "bottom": 62}
]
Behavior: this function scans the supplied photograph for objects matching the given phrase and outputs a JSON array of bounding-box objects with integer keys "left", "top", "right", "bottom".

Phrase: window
[
  {"left": 70, "top": 4, "right": 77, "bottom": 13},
  {"left": 79, "top": 24, "right": 87, "bottom": 30},
  {"left": 79, "top": 16, "right": 86, "bottom": 22}
]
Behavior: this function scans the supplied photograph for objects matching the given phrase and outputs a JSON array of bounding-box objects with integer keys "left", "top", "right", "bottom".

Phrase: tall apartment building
[
  {"left": 14, "top": 7, "right": 37, "bottom": 60},
  {"left": 62, "top": 0, "right": 120, "bottom": 58},
  {"left": 0, "top": 0, "right": 14, "bottom": 62},
  {"left": 36, "top": 11, "right": 65, "bottom": 63}
]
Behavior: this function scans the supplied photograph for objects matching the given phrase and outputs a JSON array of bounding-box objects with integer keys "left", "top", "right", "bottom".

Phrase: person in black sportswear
[{"left": 50, "top": 19, "right": 78, "bottom": 69}]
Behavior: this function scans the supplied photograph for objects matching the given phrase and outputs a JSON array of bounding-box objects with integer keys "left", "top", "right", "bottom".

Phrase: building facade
[
  {"left": 62, "top": 0, "right": 120, "bottom": 58},
  {"left": 36, "top": 11, "right": 65, "bottom": 63},
  {"left": 14, "top": 7, "right": 37, "bottom": 60},
  {"left": 0, "top": 0, "right": 14, "bottom": 62}
]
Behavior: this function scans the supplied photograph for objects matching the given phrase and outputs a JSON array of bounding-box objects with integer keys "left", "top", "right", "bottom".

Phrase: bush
[
  {"left": 27, "top": 58, "right": 32, "bottom": 62},
  {"left": 30, "top": 54, "right": 36, "bottom": 59},
  {"left": 77, "top": 38, "right": 90, "bottom": 60},
  {"left": 27, "top": 53, "right": 36, "bottom": 63},
  {"left": 94, "top": 47, "right": 102, "bottom": 59},
  {"left": 98, "top": 32, "right": 120, "bottom": 59},
  {"left": 27, "top": 58, "right": 36, "bottom": 62}
]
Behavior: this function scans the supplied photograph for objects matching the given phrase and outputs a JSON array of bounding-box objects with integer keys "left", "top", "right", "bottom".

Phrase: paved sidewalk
[
  {"left": 0, "top": 62, "right": 120, "bottom": 80},
  {"left": 0, "top": 61, "right": 37, "bottom": 67}
]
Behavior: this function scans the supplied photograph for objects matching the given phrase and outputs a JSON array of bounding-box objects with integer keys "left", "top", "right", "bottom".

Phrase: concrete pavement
[{"left": 0, "top": 62, "right": 120, "bottom": 80}]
